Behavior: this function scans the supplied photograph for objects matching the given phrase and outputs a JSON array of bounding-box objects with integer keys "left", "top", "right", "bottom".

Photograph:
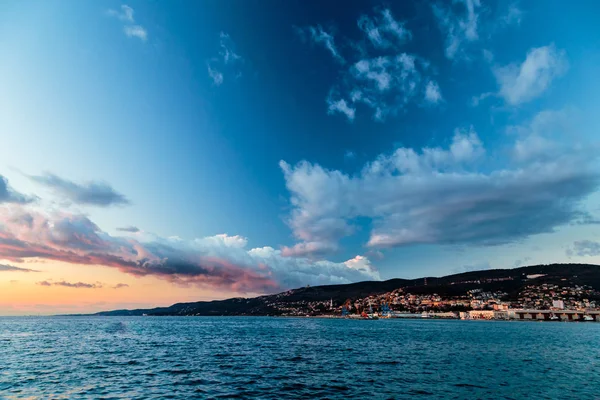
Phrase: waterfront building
[
  {"left": 468, "top": 310, "right": 495, "bottom": 320},
  {"left": 552, "top": 300, "right": 565, "bottom": 309}
]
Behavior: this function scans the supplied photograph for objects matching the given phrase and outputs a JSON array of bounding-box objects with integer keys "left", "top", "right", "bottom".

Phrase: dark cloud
[
  {"left": 0, "top": 264, "right": 39, "bottom": 273},
  {"left": 29, "top": 173, "right": 130, "bottom": 207},
  {"left": 0, "top": 175, "right": 35, "bottom": 204},
  {"left": 113, "top": 283, "right": 129, "bottom": 289},
  {"left": 37, "top": 280, "right": 101, "bottom": 289},
  {"left": 572, "top": 214, "right": 600, "bottom": 225},
  {"left": 10, "top": 213, "right": 34, "bottom": 228},
  {"left": 569, "top": 240, "right": 600, "bottom": 257},
  {"left": 0, "top": 209, "right": 379, "bottom": 293},
  {"left": 56, "top": 281, "right": 101, "bottom": 289},
  {"left": 281, "top": 112, "right": 600, "bottom": 255},
  {"left": 116, "top": 226, "right": 140, "bottom": 233}
]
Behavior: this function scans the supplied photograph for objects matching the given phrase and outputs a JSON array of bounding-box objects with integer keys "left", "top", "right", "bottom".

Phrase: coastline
[{"left": 44, "top": 312, "right": 600, "bottom": 322}]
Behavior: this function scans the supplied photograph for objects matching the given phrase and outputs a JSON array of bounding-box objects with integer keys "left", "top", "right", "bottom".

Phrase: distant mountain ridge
[{"left": 91, "top": 263, "right": 600, "bottom": 316}]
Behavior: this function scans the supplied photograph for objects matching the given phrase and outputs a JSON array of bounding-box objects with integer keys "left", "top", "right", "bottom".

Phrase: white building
[
  {"left": 468, "top": 310, "right": 495, "bottom": 320},
  {"left": 552, "top": 300, "right": 565, "bottom": 309}
]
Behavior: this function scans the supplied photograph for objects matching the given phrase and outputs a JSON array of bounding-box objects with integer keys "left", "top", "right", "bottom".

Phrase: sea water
[{"left": 1, "top": 317, "right": 599, "bottom": 399}]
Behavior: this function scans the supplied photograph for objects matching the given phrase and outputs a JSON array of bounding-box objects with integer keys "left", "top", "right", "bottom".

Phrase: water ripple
[{"left": 1, "top": 317, "right": 599, "bottom": 399}]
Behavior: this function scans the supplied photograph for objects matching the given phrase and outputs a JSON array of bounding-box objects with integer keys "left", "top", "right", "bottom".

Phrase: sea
[{"left": 1, "top": 317, "right": 599, "bottom": 399}]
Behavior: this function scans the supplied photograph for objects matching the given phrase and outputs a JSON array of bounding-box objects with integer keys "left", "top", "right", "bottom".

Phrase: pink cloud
[
  {"left": 0, "top": 206, "right": 379, "bottom": 292},
  {"left": 0, "top": 208, "right": 278, "bottom": 293}
]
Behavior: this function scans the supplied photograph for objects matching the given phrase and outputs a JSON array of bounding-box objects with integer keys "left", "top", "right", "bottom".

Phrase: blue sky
[{"left": 1, "top": 0, "right": 600, "bottom": 309}]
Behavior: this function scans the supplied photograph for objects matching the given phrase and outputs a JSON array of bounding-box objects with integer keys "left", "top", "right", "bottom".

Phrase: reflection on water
[{"left": 1, "top": 317, "right": 599, "bottom": 399}]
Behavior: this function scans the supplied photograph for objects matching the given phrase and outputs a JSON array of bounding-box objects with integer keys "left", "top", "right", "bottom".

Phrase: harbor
[{"left": 336, "top": 309, "right": 600, "bottom": 321}]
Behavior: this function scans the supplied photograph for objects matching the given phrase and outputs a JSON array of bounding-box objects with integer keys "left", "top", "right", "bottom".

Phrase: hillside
[{"left": 93, "top": 263, "right": 600, "bottom": 316}]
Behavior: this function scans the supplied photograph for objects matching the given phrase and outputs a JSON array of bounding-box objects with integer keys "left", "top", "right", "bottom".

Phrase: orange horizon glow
[{"left": 0, "top": 259, "right": 262, "bottom": 316}]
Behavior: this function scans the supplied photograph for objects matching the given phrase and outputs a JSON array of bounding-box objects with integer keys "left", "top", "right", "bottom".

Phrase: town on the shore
[{"left": 271, "top": 275, "right": 600, "bottom": 321}]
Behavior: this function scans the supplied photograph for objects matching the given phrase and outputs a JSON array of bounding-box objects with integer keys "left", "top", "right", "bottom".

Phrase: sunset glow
[{"left": 2, "top": 1, "right": 600, "bottom": 315}]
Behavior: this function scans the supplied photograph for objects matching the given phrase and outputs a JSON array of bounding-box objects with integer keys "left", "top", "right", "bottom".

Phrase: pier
[{"left": 509, "top": 310, "right": 600, "bottom": 321}]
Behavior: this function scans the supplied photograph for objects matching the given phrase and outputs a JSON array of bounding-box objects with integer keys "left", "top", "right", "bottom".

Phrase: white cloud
[
  {"left": 482, "top": 49, "right": 494, "bottom": 63},
  {"left": 327, "top": 97, "right": 355, "bottom": 121},
  {"left": 358, "top": 8, "right": 411, "bottom": 49},
  {"left": 248, "top": 247, "right": 381, "bottom": 286},
  {"left": 354, "top": 57, "right": 393, "bottom": 91},
  {"left": 433, "top": 0, "right": 481, "bottom": 59},
  {"left": 508, "top": 108, "right": 575, "bottom": 162},
  {"left": 306, "top": 25, "right": 344, "bottom": 63},
  {"left": 345, "top": 255, "right": 377, "bottom": 275},
  {"left": 449, "top": 126, "right": 484, "bottom": 161},
  {"left": 207, "top": 63, "right": 224, "bottom": 86},
  {"left": 336, "top": 53, "right": 433, "bottom": 121},
  {"left": 504, "top": 4, "right": 523, "bottom": 26},
  {"left": 194, "top": 233, "right": 248, "bottom": 249},
  {"left": 513, "top": 135, "right": 556, "bottom": 162},
  {"left": 0, "top": 206, "right": 380, "bottom": 291},
  {"left": 425, "top": 80, "right": 443, "bottom": 104},
  {"left": 281, "top": 241, "right": 339, "bottom": 258},
  {"left": 219, "top": 32, "right": 242, "bottom": 64},
  {"left": 107, "top": 5, "right": 134, "bottom": 22},
  {"left": 298, "top": 8, "right": 439, "bottom": 121},
  {"left": 493, "top": 44, "right": 568, "bottom": 105},
  {"left": 461, "top": 0, "right": 480, "bottom": 40},
  {"left": 280, "top": 123, "right": 600, "bottom": 255},
  {"left": 279, "top": 159, "right": 354, "bottom": 254},
  {"left": 470, "top": 91, "right": 495, "bottom": 107},
  {"left": 206, "top": 32, "right": 243, "bottom": 86},
  {"left": 124, "top": 25, "right": 147, "bottom": 41},
  {"left": 108, "top": 5, "right": 147, "bottom": 42}
]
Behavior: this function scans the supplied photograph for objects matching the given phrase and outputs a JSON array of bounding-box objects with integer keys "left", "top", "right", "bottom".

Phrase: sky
[{"left": 1, "top": 0, "right": 600, "bottom": 315}]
